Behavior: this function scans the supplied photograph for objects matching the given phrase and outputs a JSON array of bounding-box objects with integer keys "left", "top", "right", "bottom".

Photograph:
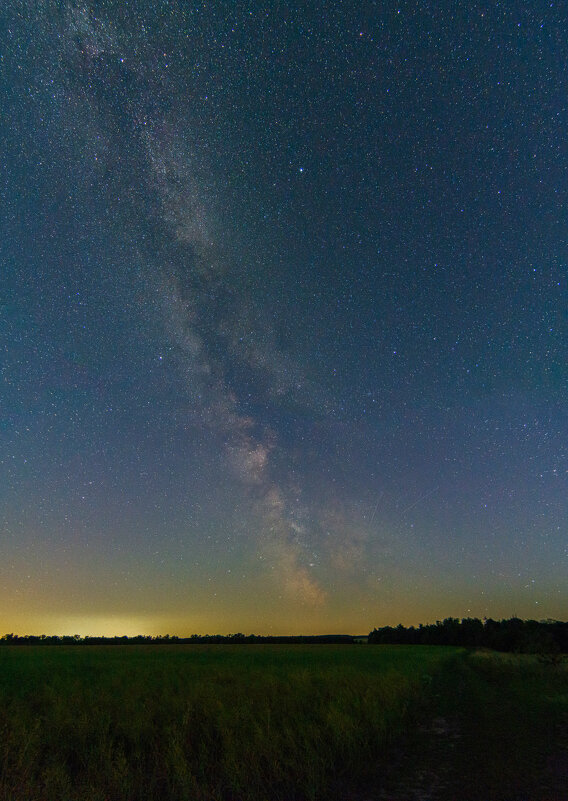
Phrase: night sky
[{"left": 2, "top": 1, "right": 567, "bottom": 636}]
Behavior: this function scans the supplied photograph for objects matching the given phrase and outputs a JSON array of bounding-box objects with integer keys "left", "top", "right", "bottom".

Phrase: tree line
[
  {"left": 0, "top": 633, "right": 355, "bottom": 646},
  {"left": 368, "top": 617, "right": 568, "bottom": 653},
  {"left": 2, "top": 618, "right": 566, "bottom": 652}
]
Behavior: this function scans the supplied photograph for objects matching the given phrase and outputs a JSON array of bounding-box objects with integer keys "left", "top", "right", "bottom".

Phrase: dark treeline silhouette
[
  {"left": 368, "top": 617, "right": 568, "bottom": 653},
  {"left": 3, "top": 619, "right": 567, "bottom": 651},
  {"left": 0, "top": 633, "right": 355, "bottom": 646}
]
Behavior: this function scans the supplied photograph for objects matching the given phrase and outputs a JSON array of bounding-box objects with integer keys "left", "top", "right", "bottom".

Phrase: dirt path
[
  {"left": 332, "top": 653, "right": 568, "bottom": 801},
  {"left": 334, "top": 711, "right": 568, "bottom": 801},
  {"left": 332, "top": 712, "right": 462, "bottom": 801}
]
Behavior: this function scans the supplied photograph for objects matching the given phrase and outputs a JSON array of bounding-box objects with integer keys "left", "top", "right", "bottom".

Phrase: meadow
[{"left": 0, "top": 644, "right": 566, "bottom": 800}]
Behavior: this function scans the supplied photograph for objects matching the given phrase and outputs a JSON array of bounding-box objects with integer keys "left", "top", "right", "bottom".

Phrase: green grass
[
  {"left": 337, "top": 649, "right": 568, "bottom": 801},
  {"left": 440, "top": 650, "right": 568, "bottom": 800},
  {"left": 0, "top": 644, "right": 456, "bottom": 801},
  {"left": 1, "top": 645, "right": 565, "bottom": 801}
]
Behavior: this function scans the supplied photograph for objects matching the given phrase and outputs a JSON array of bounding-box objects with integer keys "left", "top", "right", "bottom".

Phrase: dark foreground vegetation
[
  {"left": 0, "top": 644, "right": 567, "bottom": 801},
  {"left": 0, "top": 644, "right": 450, "bottom": 800}
]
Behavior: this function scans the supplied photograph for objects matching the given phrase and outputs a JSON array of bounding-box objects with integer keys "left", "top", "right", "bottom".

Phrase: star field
[{"left": 1, "top": 1, "right": 566, "bottom": 635}]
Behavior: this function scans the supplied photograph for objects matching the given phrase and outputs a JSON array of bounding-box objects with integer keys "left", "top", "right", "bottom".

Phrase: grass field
[
  {"left": 0, "top": 644, "right": 566, "bottom": 800},
  {"left": 437, "top": 649, "right": 568, "bottom": 800}
]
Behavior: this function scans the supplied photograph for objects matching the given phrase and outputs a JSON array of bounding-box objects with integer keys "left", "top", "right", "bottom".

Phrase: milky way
[{"left": 1, "top": 1, "right": 566, "bottom": 634}]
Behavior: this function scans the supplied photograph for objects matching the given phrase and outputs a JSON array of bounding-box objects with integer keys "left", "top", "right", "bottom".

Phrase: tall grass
[
  {"left": 0, "top": 644, "right": 457, "bottom": 801},
  {"left": 442, "top": 650, "right": 568, "bottom": 799}
]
